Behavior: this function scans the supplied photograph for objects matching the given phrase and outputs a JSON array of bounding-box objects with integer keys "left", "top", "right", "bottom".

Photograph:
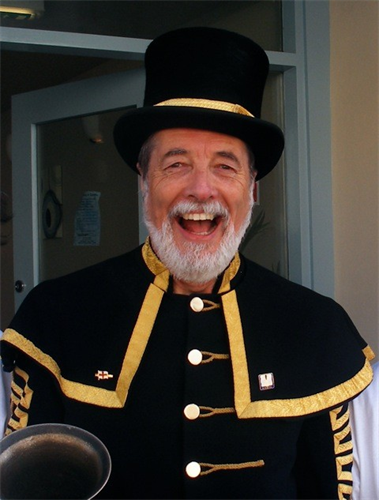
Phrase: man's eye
[
  {"left": 218, "top": 164, "right": 235, "bottom": 172},
  {"left": 166, "top": 162, "right": 183, "bottom": 169}
]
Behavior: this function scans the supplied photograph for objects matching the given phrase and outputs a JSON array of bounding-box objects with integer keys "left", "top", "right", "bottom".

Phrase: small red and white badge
[
  {"left": 258, "top": 372, "right": 275, "bottom": 391},
  {"left": 95, "top": 370, "right": 114, "bottom": 381}
]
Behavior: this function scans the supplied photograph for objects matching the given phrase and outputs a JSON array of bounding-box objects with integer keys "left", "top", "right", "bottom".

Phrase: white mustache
[{"left": 169, "top": 201, "right": 230, "bottom": 220}]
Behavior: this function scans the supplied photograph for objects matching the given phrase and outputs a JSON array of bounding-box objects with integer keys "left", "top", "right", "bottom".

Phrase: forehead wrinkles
[{"left": 160, "top": 146, "right": 245, "bottom": 164}]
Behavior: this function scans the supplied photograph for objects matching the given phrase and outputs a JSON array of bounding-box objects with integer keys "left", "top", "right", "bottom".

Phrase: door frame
[
  {"left": 3, "top": 0, "right": 335, "bottom": 310},
  {"left": 11, "top": 68, "right": 145, "bottom": 309}
]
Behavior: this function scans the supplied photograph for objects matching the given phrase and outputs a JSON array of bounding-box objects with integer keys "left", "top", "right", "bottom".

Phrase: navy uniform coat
[{"left": 1, "top": 241, "right": 374, "bottom": 499}]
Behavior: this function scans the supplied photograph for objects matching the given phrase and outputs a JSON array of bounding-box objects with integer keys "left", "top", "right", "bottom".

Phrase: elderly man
[{"left": 1, "top": 27, "right": 374, "bottom": 499}]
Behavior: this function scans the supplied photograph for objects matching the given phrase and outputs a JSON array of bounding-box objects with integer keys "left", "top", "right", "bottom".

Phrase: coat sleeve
[
  {"left": 4, "top": 349, "right": 65, "bottom": 436},
  {"left": 295, "top": 403, "right": 353, "bottom": 500}
]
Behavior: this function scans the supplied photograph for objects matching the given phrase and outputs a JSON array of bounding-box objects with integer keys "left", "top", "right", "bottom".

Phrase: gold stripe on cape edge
[
  {"left": 221, "top": 291, "right": 374, "bottom": 419},
  {"left": 221, "top": 290, "right": 252, "bottom": 415},
  {"left": 363, "top": 344, "right": 375, "bottom": 361},
  {"left": 2, "top": 284, "right": 164, "bottom": 409},
  {"left": 239, "top": 359, "right": 373, "bottom": 419},
  {"left": 2, "top": 329, "right": 126, "bottom": 407},
  {"left": 115, "top": 283, "right": 164, "bottom": 403}
]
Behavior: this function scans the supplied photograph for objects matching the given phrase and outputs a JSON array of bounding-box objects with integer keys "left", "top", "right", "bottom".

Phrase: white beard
[{"left": 143, "top": 189, "right": 255, "bottom": 285}]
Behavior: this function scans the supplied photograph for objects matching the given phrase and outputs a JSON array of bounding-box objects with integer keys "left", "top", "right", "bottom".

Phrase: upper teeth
[{"left": 182, "top": 213, "right": 215, "bottom": 221}]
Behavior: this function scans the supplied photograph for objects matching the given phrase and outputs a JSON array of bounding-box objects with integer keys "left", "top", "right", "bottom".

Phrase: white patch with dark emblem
[{"left": 258, "top": 372, "right": 275, "bottom": 391}]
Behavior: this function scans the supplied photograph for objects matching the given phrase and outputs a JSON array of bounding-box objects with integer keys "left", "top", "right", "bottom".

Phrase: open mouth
[{"left": 178, "top": 212, "right": 220, "bottom": 236}]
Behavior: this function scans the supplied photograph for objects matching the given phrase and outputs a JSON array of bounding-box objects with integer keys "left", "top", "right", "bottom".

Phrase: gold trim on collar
[
  {"left": 221, "top": 290, "right": 374, "bottom": 418},
  {"left": 142, "top": 239, "right": 170, "bottom": 292},
  {"left": 155, "top": 98, "right": 255, "bottom": 118},
  {"left": 218, "top": 253, "right": 240, "bottom": 293},
  {"left": 142, "top": 238, "right": 240, "bottom": 294}
]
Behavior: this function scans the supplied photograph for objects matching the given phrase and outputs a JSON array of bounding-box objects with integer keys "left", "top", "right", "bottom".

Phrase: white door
[{"left": 12, "top": 68, "right": 145, "bottom": 310}]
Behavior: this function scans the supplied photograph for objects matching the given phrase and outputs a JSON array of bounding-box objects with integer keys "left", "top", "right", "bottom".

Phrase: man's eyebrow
[
  {"left": 162, "top": 148, "right": 188, "bottom": 159},
  {"left": 216, "top": 151, "right": 241, "bottom": 164},
  {"left": 161, "top": 149, "right": 242, "bottom": 164}
]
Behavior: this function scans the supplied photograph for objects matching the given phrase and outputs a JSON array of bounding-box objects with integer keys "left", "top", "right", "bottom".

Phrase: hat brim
[{"left": 113, "top": 106, "right": 284, "bottom": 180}]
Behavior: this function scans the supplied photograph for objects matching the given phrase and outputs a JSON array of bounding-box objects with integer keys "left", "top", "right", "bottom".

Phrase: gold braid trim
[
  {"left": 155, "top": 98, "right": 255, "bottom": 118},
  {"left": 201, "top": 352, "right": 230, "bottom": 364},
  {"left": 199, "top": 406, "right": 235, "bottom": 418},
  {"left": 363, "top": 344, "right": 375, "bottom": 361},
  {"left": 337, "top": 454, "right": 354, "bottom": 467},
  {"left": 339, "top": 483, "right": 353, "bottom": 500},
  {"left": 218, "top": 253, "right": 240, "bottom": 293},
  {"left": 115, "top": 282, "right": 164, "bottom": 404},
  {"left": 142, "top": 239, "right": 170, "bottom": 292},
  {"left": 221, "top": 290, "right": 251, "bottom": 415},
  {"left": 10, "top": 380, "right": 22, "bottom": 400},
  {"left": 222, "top": 290, "right": 374, "bottom": 418},
  {"left": 330, "top": 406, "right": 353, "bottom": 499},
  {"left": 337, "top": 441, "right": 353, "bottom": 454},
  {"left": 6, "top": 366, "right": 33, "bottom": 434},
  {"left": 334, "top": 423, "right": 350, "bottom": 443},
  {"left": 2, "top": 281, "right": 165, "bottom": 408},
  {"left": 199, "top": 460, "right": 264, "bottom": 476},
  {"left": 201, "top": 300, "right": 220, "bottom": 311},
  {"left": 331, "top": 407, "right": 350, "bottom": 429}
]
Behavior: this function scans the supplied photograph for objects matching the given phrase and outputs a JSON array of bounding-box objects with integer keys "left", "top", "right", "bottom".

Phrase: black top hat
[{"left": 114, "top": 27, "right": 284, "bottom": 180}]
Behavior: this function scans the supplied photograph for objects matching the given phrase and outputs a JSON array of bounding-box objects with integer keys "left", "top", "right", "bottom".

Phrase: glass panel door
[
  {"left": 11, "top": 68, "right": 144, "bottom": 310},
  {"left": 240, "top": 72, "right": 288, "bottom": 278},
  {"left": 37, "top": 109, "right": 139, "bottom": 282}
]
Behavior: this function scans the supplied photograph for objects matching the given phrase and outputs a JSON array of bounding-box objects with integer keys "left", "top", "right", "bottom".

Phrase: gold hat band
[{"left": 154, "top": 98, "right": 254, "bottom": 118}]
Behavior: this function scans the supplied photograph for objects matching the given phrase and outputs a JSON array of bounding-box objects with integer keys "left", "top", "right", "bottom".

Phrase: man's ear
[{"left": 137, "top": 163, "right": 146, "bottom": 195}]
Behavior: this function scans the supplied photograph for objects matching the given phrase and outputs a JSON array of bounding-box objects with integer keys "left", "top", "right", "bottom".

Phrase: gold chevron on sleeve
[
  {"left": 6, "top": 366, "right": 33, "bottom": 435},
  {"left": 329, "top": 406, "right": 353, "bottom": 499}
]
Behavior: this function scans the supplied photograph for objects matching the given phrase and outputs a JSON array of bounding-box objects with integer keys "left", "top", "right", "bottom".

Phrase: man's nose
[{"left": 185, "top": 168, "right": 217, "bottom": 201}]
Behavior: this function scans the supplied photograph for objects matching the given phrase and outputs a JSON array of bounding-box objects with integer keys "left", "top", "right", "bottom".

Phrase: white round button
[
  {"left": 187, "top": 349, "right": 203, "bottom": 365},
  {"left": 186, "top": 461, "right": 201, "bottom": 478},
  {"left": 190, "top": 297, "right": 204, "bottom": 312},
  {"left": 184, "top": 403, "right": 200, "bottom": 420}
]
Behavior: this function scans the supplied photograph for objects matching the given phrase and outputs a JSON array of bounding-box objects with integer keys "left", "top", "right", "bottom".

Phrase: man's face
[{"left": 140, "top": 128, "right": 255, "bottom": 284}]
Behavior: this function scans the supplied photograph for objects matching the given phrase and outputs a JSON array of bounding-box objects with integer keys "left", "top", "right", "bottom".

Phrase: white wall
[{"left": 330, "top": 0, "right": 379, "bottom": 356}]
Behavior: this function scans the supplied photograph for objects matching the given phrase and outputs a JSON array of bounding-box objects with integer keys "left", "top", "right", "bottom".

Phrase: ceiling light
[
  {"left": 0, "top": 0, "right": 44, "bottom": 20},
  {"left": 82, "top": 115, "right": 104, "bottom": 145}
]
